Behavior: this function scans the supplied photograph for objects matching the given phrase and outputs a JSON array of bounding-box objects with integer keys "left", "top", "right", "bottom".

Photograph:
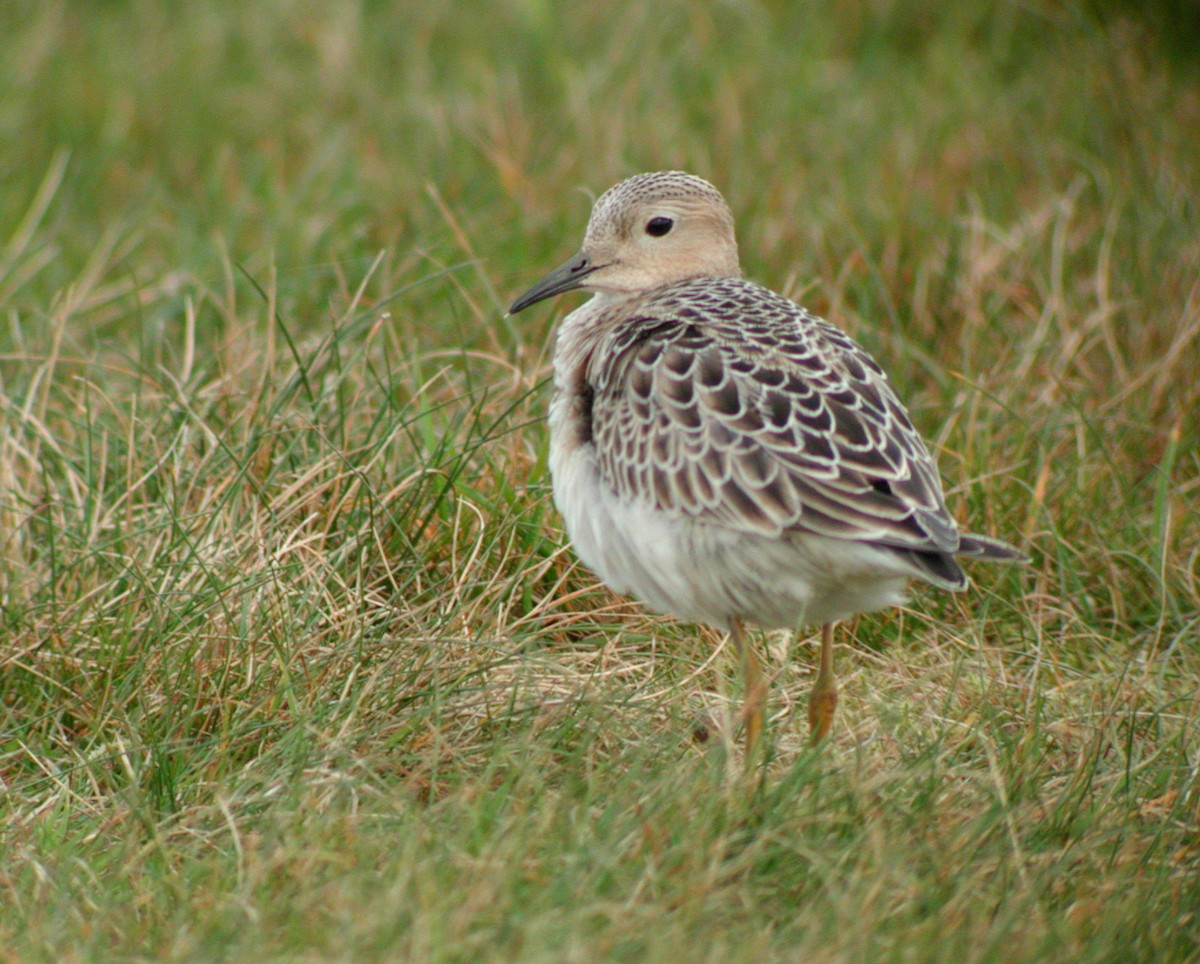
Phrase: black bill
[{"left": 508, "top": 252, "right": 601, "bottom": 314}]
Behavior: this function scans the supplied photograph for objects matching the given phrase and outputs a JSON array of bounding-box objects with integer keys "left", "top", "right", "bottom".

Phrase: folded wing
[{"left": 587, "top": 279, "right": 966, "bottom": 574}]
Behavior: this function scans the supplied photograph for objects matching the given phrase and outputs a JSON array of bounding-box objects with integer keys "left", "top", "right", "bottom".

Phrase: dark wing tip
[{"left": 896, "top": 549, "right": 970, "bottom": 591}]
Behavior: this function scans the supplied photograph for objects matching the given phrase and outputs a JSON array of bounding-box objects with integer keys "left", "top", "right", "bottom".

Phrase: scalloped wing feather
[{"left": 587, "top": 277, "right": 963, "bottom": 556}]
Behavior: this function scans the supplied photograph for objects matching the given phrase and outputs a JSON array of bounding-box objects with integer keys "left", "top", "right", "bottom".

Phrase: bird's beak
[{"left": 508, "top": 252, "right": 601, "bottom": 314}]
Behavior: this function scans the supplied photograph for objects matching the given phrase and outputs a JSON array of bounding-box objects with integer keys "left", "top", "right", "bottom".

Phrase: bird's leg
[
  {"left": 807, "top": 623, "right": 838, "bottom": 745},
  {"left": 730, "top": 618, "right": 767, "bottom": 761}
]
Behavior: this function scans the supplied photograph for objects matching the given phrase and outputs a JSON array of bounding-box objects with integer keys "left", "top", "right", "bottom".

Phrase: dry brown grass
[{"left": 2, "top": 1, "right": 1198, "bottom": 960}]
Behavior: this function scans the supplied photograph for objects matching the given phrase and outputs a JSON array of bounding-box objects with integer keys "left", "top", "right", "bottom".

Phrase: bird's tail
[
  {"left": 879, "top": 531, "right": 1028, "bottom": 593},
  {"left": 956, "top": 532, "right": 1029, "bottom": 565}
]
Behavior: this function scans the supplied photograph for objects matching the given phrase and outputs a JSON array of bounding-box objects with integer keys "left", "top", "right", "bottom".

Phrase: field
[{"left": 2, "top": 0, "right": 1199, "bottom": 960}]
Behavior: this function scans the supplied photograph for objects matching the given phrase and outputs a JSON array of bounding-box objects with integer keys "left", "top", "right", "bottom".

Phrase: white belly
[{"left": 549, "top": 437, "right": 913, "bottom": 630}]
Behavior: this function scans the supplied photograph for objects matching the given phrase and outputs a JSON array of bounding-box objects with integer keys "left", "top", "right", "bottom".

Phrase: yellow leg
[
  {"left": 730, "top": 618, "right": 767, "bottom": 761},
  {"left": 807, "top": 623, "right": 838, "bottom": 745}
]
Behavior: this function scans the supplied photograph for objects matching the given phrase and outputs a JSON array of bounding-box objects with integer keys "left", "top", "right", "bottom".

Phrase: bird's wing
[{"left": 587, "top": 278, "right": 962, "bottom": 554}]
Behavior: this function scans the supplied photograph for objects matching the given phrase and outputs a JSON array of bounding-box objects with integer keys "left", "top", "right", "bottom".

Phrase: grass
[{"left": 2, "top": 0, "right": 1199, "bottom": 959}]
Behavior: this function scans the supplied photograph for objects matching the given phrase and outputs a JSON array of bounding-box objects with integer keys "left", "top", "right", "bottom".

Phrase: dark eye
[{"left": 645, "top": 216, "right": 674, "bottom": 237}]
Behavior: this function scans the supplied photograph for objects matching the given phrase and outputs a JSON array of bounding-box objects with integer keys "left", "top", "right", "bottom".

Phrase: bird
[{"left": 508, "top": 171, "right": 1025, "bottom": 756}]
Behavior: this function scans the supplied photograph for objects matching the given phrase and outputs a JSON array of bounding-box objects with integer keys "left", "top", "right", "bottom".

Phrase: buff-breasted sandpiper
[{"left": 509, "top": 171, "right": 1025, "bottom": 755}]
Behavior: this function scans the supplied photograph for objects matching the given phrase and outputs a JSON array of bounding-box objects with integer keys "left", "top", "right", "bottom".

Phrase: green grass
[{"left": 2, "top": 0, "right": 1199, "bottom": 959}]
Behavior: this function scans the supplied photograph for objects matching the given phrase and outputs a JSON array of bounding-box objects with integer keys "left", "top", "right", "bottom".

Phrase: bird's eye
[{"left": 645, "top": 216, "right": 674, "bottom": 237}]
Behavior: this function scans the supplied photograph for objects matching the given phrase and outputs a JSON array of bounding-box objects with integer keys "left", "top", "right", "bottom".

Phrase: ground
[{"left": 1, "top": 1, "right": 1198, "bottom": 960}]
